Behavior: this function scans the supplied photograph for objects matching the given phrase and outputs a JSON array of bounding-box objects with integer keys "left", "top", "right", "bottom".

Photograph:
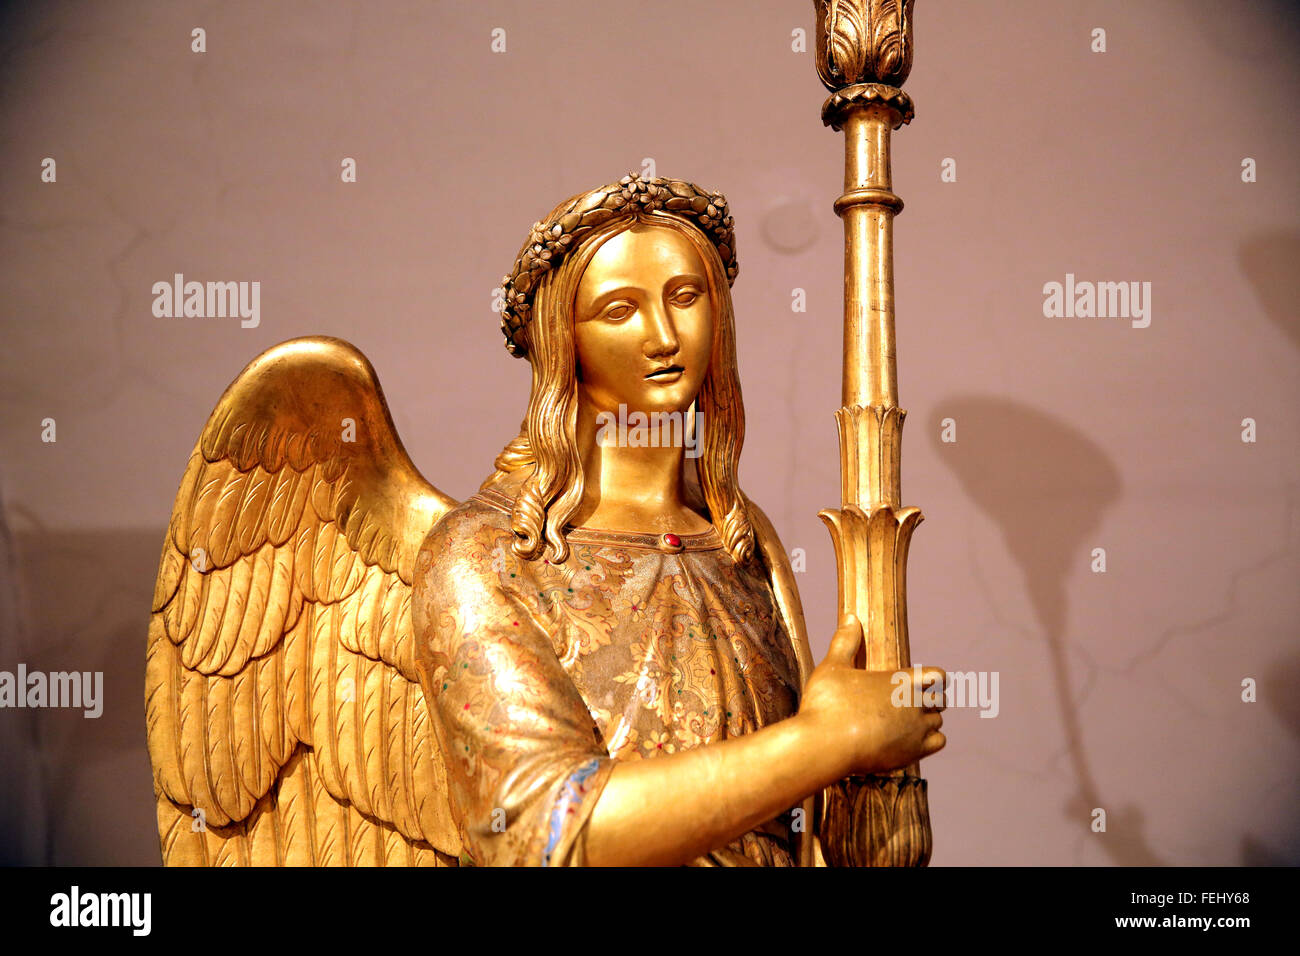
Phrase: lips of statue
[{"left": 573, "top": 223, "right": 714, "bottom": 417}]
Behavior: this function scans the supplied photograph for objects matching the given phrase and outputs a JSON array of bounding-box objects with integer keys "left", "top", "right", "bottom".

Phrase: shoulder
[
  {"left": 743, "top": 497, "right": 789, "bottom": 564},
  {"left": 414, "top": 494, "right": 516, "bottom": 602},
  {"left": 422, "top": 493, "right": 512, "bottom": 551},
  {"left": 742, "top": 495, "right": 815, "bottom": 685},
  {"left": 411, "top": 494, "right": 531, "bottom": 674},
  {"left": 742, "top": 496, "right": 795, "bottom": 596}
]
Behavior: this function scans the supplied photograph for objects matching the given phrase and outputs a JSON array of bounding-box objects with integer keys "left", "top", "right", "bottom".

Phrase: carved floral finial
[{"left": 813, "top": 0, "right": 915, "bottom": 91}]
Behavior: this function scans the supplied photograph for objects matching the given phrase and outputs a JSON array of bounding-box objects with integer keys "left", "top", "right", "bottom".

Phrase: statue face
[{"left": 573, "top": 222, "right": 714, "bottom": 417}]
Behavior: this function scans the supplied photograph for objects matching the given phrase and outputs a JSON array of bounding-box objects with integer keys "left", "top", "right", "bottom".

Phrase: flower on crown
[{"left": 498, "top": 173, "right": 738, "bottom": 359}]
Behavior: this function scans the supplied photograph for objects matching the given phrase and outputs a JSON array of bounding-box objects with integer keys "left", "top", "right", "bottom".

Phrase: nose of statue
[{"left": 642, "top": 302, "right": 680, "bottom": 359}]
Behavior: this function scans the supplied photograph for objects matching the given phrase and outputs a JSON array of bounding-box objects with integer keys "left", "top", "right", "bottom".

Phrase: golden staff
[{"left": 811, "top": 0, "right": 931, "bottom": 866}]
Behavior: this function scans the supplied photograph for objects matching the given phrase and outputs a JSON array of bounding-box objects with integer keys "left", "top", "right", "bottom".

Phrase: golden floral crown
[{"left": 498, "top": 172, "right": 738, "bottom": 358}]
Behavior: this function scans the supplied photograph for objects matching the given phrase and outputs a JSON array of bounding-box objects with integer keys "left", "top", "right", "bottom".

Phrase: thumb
[{"left": 825, "top": 613, "right": 863, "bottom": 665}]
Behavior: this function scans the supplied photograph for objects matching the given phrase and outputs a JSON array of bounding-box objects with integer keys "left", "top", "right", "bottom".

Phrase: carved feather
[{"left": 146, "top": 336, "right": 461, "bottom": 865}]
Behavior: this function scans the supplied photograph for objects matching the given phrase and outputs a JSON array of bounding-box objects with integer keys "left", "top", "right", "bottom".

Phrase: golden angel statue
[{"left": 145, "top": 173, "right": 947, "bottom": 867}]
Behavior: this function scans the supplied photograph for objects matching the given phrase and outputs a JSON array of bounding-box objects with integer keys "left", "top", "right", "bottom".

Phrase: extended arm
[
  {"left": 584, "top": 614, "right": 946, "bottom": 866},
  {"left": 414, "top": 509, "right": 946, "bottom": 867},
  {"left": 584, "top": 706, "right": 837, "bottom": 866}
]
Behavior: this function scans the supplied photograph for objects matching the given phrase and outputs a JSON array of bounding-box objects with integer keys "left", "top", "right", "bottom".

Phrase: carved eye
[
  {"left": 604, "top": 303, "right": 634, "bottom": 322},
  {"left": 670, "top": 289, "right": 701, "bottom": 308}
]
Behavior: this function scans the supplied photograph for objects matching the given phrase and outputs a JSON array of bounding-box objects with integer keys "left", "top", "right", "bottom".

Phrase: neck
[{"left": 572, "top": 393, "right": 709, "bottom": 534}]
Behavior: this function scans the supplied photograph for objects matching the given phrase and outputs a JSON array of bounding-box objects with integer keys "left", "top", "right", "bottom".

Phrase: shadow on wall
[
  {"left": 1239, "top": 229, "right": 1300, "bottom": 352},
  {"left": 1186, "top": 0, "right": 1300, "bottom": 65},
  {"left": 927, "top": 397, "right": 1175, "bottom": 865},
  {"left": 1, "top": 523, "right": 162, "bottom": 866},
  {"left": 1240, "top": 229, "right": 1300, "bottom": 865},
  {"left": 1243, "top": 648, "right": 1300, "bottom": 866},
  {"left": 1240, "top": 230, "right": 1300, "bottom": 745}
]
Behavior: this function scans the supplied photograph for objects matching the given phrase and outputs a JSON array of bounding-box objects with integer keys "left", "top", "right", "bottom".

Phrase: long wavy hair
[{"left": 487, "top": 209, "right": 753, "bottom": 566}]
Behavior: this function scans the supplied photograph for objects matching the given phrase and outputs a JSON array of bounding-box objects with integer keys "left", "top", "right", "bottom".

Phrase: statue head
[
  {"left": 491, "top": 174, "right": 752, "bottom": 566},
  {"left": 572, "top": 221, "right": 714, "bottom": 421}
]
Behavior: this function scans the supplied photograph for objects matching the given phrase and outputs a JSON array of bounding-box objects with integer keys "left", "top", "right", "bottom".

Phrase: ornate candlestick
[{"left": 811, "top": 0, "right": 932, "bottom": 867}]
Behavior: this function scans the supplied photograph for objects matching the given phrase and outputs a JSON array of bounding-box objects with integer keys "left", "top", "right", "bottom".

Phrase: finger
[
  {"left": 825, "top": 613, "right": 863, "bottom": 665},
  {"left": 920, "top": 730, "right": 946, "bottom": 757},
  {"left": 915, "top": 666, "right": 948, "bottom": 711}
]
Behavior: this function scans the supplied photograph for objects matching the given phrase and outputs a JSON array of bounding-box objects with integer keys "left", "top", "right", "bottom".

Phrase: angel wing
[{"left": 146, "top": 336, "right": 461, "bottom": 865}]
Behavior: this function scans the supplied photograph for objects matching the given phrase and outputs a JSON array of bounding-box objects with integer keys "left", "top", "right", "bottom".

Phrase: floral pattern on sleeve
[{"left": 412, "top": 493, "right": 803, "bottom": 867}]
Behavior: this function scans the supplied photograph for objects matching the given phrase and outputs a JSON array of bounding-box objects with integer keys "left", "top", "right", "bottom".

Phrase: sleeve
[{"left": 411, "top": 510, "right": 615, "bottom": 866}]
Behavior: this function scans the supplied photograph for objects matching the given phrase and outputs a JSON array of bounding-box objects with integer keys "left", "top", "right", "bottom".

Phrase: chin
[
  {"left": 634, "top": 393, "right": 696, "bottom": 416},
  {"left": 650, "top": 381, "right": 705, "bottom": 410}
]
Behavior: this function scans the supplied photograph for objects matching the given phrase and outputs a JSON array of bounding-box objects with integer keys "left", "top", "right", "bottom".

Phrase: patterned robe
[{"left": 411, "top": 485, "right": 807, "bottom": 866}]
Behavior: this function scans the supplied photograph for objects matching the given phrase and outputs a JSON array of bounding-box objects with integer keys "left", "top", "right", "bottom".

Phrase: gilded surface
[
  {"left": 812, "top": 0, "right": 934, "bottom": 865},
  {"left": 145, "top": 338, "right": 461, "bottom": 865},
  {"left": 145, "top": 167, "right": 946, "bottom": 868},
  {"left": 413, "top": 485, "right": 803, "bottom": 866}
]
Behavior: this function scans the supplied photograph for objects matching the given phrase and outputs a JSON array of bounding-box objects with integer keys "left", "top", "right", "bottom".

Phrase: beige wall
[{"left": 1, "top": 0, "right": 1296, "bottom": 865}]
